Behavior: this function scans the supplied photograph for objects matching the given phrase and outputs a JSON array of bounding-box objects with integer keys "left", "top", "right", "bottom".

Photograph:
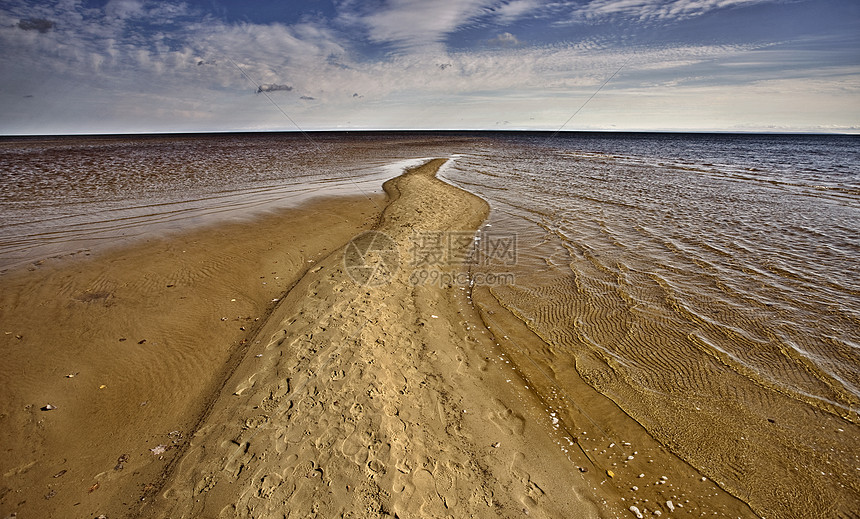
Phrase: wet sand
[
  {"left": 0, "top": 194, "right": 383, "bottom": 517},
  {"left": 1, "top": 160, "right": 759, "bottom": 518}
]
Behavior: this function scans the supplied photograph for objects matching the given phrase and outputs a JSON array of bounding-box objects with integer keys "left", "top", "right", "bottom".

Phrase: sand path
[{"left": 138, "top": 159, "right": 605, "bottom": 518}]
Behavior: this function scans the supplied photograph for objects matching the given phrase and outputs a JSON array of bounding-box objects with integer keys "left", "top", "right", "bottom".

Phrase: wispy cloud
[
  {"left": 337, "top": 0, "right": 552, "bottom": 53},
  {"left": 344, "top": 0, "right": 494, "bottom": 52},
  {"left": 0, "top": 0, "right": 856, "bottom": 133},
  {"left": 569, "top": 0, "right": 779, "bottom": 22},
  {"left": 494, "top": 0, "right": 542, "bottom": 22}
]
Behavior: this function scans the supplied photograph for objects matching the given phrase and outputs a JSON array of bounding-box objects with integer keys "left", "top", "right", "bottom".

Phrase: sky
[{"left": 1, "top": 0, "right": 858, "bottom": 134}]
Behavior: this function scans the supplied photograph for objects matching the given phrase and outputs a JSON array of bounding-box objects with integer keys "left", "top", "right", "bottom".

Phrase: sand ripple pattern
[{"left": 443, "top": 136, "right": 860, "bottom": 519}]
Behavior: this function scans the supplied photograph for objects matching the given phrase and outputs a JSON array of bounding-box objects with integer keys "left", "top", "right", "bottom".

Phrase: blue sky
[{"left": 1, "top": 0, "right": 858, "bottom": 134}]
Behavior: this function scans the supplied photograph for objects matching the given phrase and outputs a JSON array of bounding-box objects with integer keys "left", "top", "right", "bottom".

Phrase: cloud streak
[
  {"left": 566, "top": 0, "right": 779, "bottom": 22},
  {"left": 345, "top": 0, "right": 494, "bottom": 52}
]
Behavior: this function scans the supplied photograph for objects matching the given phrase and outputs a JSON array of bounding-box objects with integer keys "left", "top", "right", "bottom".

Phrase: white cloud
[
  {"left": 337, "top": 0, "right": 546, "bottom": 52},
  {"left": 487, "top": 32, "right": 522, "bottom": 46},
  {"left": 351, "top": 0, "right": 493, "bottom": 51},
  {"left": 570, "top": 0, "right": 780, "bottom": 22},
  {"left": 495, "top": 0, "right": 542, "bottom": 22},
  {"left": 104, "top": 0, "right": 145, "bottom": 21}
]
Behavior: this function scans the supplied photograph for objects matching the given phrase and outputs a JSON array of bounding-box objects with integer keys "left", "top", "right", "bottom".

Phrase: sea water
[
  {"left": 0, "top": 133, "right": 439, "bottom": 269},
  {"left": 440, "top": 132, "right": 860, "bottom": 515}
]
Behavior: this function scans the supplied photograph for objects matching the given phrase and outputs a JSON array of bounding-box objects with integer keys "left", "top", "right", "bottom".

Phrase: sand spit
[{"left": 135, "top": 159, "right": 609, "bottom": 518}]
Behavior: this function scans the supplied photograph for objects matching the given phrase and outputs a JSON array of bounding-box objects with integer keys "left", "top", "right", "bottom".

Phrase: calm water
[
  {"left": 443, "top": 133, "right": 860, "bottom": 406},
  {"left": 440, "top": 132, "right": 860, "bottom": 516},
  {"left": 2, "top": 131, "right": 858, "bottom": 515},
  {"left": 0, "top": 133, "right": 463, "bottom": 269}
]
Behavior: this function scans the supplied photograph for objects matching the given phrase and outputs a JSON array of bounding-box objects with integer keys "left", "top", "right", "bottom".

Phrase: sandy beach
[
  {"left": 0, "top": 159, "right": 765, "bottom": 518},
  {"left": 0, "top": 192, "right": 383, "bottom": 517},
  {"left": 1, "top": 0, "right": 856, "bottom": 510}
]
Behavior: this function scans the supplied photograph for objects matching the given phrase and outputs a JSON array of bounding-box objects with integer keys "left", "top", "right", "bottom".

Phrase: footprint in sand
[
  {"left": 433, "top": 461, "right": 460, "bottom": 510},
  {"left": 409, "top": 468, "right": 444, "bottom": 513},
  {"left": 264, "top": 378, "right": 291, "bottom": 402},
  {"left": 193, "top": 473, "right": 216, "bottom": 494},
  {"left": 257, "top": 473, "right": 283, "bottom": 498},
  {"left": 367, "top": 458, "right": 386, "bottom": 476},
  {"left": 340, "top": 422, "right": 361, "bottom": 458},
  {"left": 265, "top": 332, "right": 287, "bottom": 351},
  {"left": 233, "top": 373, "right": 257, "bottom": 396},
  {"left": 456, "top": 353, "right": 469, "bottom": 375},
  {"left": 340, "top": 422, "right": 375, "bottom": 466},
  {"left": 488, "top": 398, "right": 526, "bottom": 435},
  {"left": 510, "top": 452, "right": 546, "bottom": 510},
  {"left": 222, "top": 440, "right": 253, "bottom": 479}
]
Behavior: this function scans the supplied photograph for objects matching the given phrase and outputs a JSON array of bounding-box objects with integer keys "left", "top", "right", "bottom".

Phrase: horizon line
[{"left": 2, "top": 128, "right": 858, "bottom": 138}]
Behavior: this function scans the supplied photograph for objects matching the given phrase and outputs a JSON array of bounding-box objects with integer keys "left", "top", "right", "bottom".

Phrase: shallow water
[
  {"left": 440, "top": 132, "right": 860, "bottom": 517},
  {"left": 0, "top": 133, "right": 458, "bottom": 269}
]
